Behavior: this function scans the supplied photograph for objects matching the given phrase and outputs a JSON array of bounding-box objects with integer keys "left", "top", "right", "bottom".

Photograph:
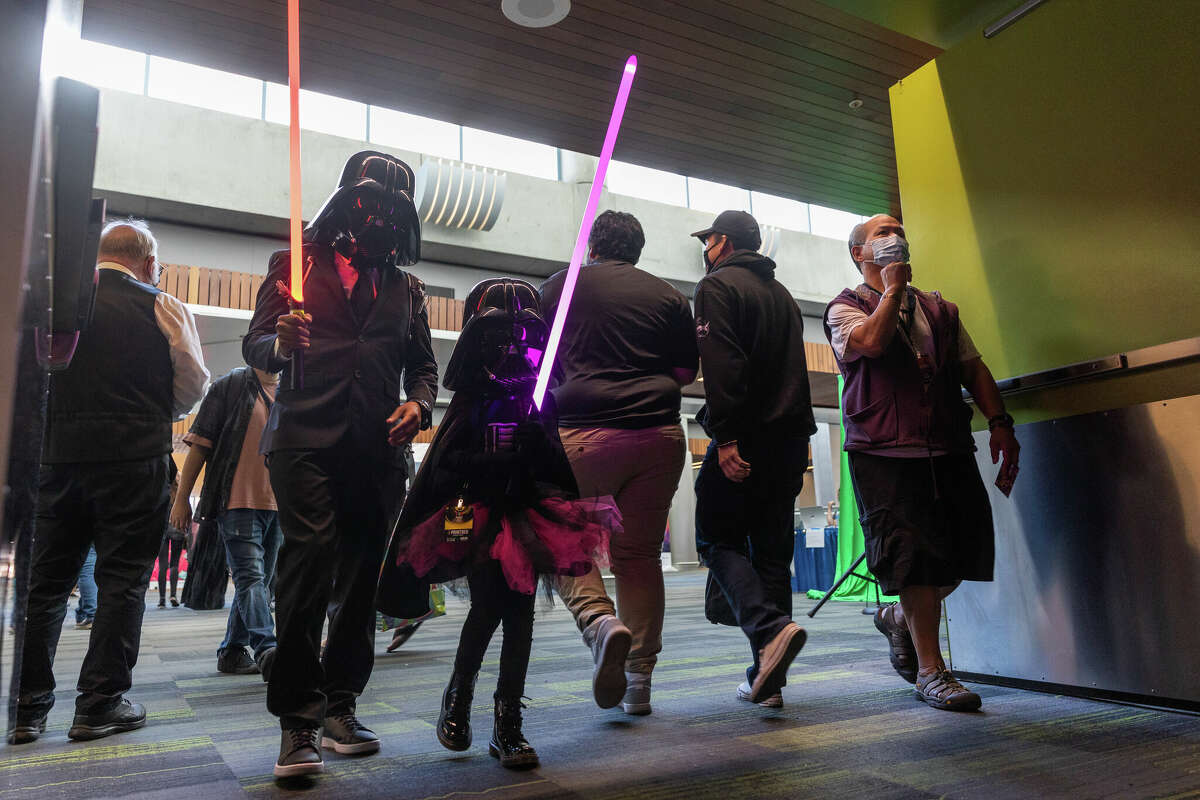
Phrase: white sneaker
[
  {"left": 737, "top": 681, "right": 783, "bottom": 709},
  {"left": 622, "top": 672, "right": 652, "bottom": 715},
  {"left": 582, "top": 615, "right": 632, "bottom": 709}
]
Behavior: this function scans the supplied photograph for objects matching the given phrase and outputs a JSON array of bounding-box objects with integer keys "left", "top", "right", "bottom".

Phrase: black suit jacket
[{"left": 242, "top": 244, "right": 438, "bottom": 462}]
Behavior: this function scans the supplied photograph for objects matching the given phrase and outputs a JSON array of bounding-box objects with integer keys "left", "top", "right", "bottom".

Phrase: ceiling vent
[{"left": 501, "top": 0, "right": 571, "bottom": 28}]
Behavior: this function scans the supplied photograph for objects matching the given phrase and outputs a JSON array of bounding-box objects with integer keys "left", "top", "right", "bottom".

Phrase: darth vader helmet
[
  {"left": 443, "top": 279, "right": 550, "bottom": 395},
  {"left": 305, "top": 151, "right": 421, "bottom": 269}
]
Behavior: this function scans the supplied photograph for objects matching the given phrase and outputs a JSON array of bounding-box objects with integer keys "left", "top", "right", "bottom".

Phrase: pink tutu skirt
[{"left": 399, "top": 496, "right": 619, "bottom": 595}]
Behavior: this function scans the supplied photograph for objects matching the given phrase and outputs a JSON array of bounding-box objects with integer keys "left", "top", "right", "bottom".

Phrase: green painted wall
[
  {"left": 820, "top": 0, "right": 1012, "bottom": 49},
  {"left": 888, "top": 0, "right": 1200, "bottom": 417}
]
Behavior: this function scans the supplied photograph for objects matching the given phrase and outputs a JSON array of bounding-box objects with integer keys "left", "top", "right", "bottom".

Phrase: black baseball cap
[{"left": 691, "top": 209, "right": 761, "bottom": 250}]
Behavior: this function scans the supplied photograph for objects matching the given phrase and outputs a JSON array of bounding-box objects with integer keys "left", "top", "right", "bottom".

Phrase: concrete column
[
  {"left": 811, "top": 422, "right": 837, "bottom": 507},
  {"left": 558, "top": 150, "right": 600, "bottom": 185},
  {"left": 667, "top": 425, "right": 698, "bottom": 570}
]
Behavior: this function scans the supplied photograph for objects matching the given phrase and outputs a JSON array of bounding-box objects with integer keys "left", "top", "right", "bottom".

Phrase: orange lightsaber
[{"left": 287, "top": 0, "right": 304, "bottom": 388}]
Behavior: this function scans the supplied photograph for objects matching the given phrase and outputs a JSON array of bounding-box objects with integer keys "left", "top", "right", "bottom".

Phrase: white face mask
[{"left": 869, "top": 235, "right": 910, "bottom": 265}]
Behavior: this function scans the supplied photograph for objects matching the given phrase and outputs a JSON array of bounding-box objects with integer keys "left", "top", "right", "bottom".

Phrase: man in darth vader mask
[{"left": 244, "top": 151, "right": 438, "bottom": 778}]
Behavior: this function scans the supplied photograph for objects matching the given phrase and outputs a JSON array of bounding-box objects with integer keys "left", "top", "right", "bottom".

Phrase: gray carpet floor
[{"left": 3, "top": 572, "right": 1198, "bottom": 799}]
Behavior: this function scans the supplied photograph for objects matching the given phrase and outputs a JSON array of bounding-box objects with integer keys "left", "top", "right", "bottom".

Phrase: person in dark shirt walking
[
  {"left": 541, "top": 211, "right": 698, "bottom": 716},
  {"left": 171, "top": 365, "right": 283, "bottom": 676},
  {"left": 691, "top": 210, "right": 815, "bottom": 709},
  {"left": 10, "top": 219, "right": 208, "bottom": 745}
]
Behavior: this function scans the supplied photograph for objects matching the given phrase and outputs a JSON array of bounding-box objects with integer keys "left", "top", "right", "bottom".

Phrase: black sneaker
[
  {"left": 257, "top": 646, "right": 277, "bottom": 682},
  {"left": 322, "top": 712, "right": 381, "bottom": 755},
  {"left": 68, "top": 699, "right": 147, "bottom": 741},
  {"left": 275, "top": 726, "right": 324, "bottom": 778},
  {"left": 7, "top": 714, "right": 47, "bottom": 745},
  {"left": 217, "top": 646, "right": 259, "bottom": 675}
]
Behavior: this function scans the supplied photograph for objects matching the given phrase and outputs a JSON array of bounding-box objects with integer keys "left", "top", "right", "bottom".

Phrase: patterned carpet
[{"left": 3, "top": 572, "right": 1198, "bottom": 799}]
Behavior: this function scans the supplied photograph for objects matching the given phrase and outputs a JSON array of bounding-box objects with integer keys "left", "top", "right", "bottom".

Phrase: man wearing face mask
[
  {"left": 691, "top": 210, "right": 816, "bottom": 709},
  {"left": 825, "top": 214, "right": 1019, "bottom": 712}
]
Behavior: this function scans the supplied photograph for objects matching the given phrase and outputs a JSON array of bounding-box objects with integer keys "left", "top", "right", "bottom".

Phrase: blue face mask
[{"left": 869, "top": 235, "right": 910, "bottom": 265}]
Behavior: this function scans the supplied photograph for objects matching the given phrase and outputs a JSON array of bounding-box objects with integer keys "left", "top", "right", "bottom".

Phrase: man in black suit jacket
[{"left": 243, "top": 152, "right": 438, "bottom": 778}]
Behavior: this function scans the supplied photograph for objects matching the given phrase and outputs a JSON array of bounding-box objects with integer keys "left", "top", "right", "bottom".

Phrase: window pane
[
  {"left": 369, "top": 106, "right": 460, "bottom": 160},
  {"left": 606, "top": 160, "right": 687, "bottom": 207},
  {"left": 148, "top": 56, "right": 261, "bottom": 119},
  {"left": 750, "top": 191, "right": 810, "bottom": 233},
  {"left": 809, "top": 205, "right": 864, "bottom": 240},
  {"left": 56, "top": 39, "right": 146, "bottom": 94},
  {"left": 265, "top": 83, "right": 367, "bottom": 141},
  {"left": 687, "top": 177, "right": 750, "bottom": 215},
  {"left": 461, "top": 127, "right": 557, "bottom": 179}
]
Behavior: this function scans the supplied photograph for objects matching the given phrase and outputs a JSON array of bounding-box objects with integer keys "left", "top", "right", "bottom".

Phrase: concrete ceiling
[{"left": 80, "top": 0, "right": 949, "bottom": 218}]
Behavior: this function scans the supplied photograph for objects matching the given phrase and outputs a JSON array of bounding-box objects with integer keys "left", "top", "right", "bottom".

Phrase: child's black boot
[
  {"left": 437, "top": 672, "right": 476, "bottom": 751},
  {"left": 488, "top": 695, "right": 539, "bottom": 769}
]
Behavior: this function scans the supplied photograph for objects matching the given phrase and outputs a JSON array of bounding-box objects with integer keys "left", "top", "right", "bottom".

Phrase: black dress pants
[
  {"left": 453, "top": 561, "right": 535, "bottom": 699},
  {"left": 19, "top": 456, "right": 170, "bottom": 718},
  {"left": 695, "top": 430, "right": 807, "bottom": 682},
  {"left": 267, "top": 444, "right": 391, "bottom": 729}
]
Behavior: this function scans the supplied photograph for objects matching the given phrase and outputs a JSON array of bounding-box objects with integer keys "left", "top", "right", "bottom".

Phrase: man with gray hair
[{"left": 10, "top": 219, "right": 208, "bottom": 745}]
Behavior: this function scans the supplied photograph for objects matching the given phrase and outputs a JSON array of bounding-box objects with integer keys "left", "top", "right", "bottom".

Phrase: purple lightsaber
[{"left": 533, "top": 54, "right": 638, "bottom": 410}]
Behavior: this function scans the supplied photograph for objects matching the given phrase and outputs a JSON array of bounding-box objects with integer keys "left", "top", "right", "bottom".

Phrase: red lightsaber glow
[
  {"left": 286, "top": 0, "right": 305, "bottom": 388},
  {"left": 533, "top": 54, "right": 638, "bottom": 410}
]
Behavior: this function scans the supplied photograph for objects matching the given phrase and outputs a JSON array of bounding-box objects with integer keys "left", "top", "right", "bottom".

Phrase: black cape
[{"left": 376, "top": 390, "right": 578, "bottom": 619}]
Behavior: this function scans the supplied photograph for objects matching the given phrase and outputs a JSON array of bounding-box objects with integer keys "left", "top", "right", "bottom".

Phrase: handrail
[{"left": 981, "top": 336, "right": 1200, "bottom": 397}]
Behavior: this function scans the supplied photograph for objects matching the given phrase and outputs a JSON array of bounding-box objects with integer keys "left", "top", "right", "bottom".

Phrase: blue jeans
[
  {"left": 75, "top": 547, "right": 97, "bottom": 622},
  {"left": 217, "top": 509, "right": 282, "bottom": 658}
]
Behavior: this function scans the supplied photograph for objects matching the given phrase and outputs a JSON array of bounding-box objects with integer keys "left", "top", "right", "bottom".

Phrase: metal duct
[{"left": 415, "top": 159, "right": 506, "bottom": 232}]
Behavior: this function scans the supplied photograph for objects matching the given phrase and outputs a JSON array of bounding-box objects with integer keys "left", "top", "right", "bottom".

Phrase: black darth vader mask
[
  {"left": 305, "top": 151, "right": 421, "bottom": 270},
  {"left": 443, "top": 279, "right": 550, "bottom": 395}
]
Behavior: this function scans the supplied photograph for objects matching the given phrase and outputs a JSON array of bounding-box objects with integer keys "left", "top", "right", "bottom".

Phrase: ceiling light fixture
[
  {"left": 848, "top": 98, "right": 864, "bottom": 109},
  {"left": 501, "top": 0, "right": 571, "bottom": 28}
]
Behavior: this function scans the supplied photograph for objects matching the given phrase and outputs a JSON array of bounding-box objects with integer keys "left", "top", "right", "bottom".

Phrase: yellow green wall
[{"left": 889, "top": 0, "right": 1200, "bottom": 417}]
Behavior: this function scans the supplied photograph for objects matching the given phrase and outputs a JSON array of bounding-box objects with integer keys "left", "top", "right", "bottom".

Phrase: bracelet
[{"left": 987, "top": 413, "right": 1014, "bottom": 431}]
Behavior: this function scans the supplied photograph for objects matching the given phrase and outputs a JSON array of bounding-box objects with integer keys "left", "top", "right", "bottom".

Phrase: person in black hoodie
[{"left": 691, "top": 210, "right": 816, "bottom": 709}]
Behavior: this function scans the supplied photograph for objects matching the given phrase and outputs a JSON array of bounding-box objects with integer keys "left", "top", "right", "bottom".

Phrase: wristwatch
[
  {"left": 987, "top": 412, "right": 1015, "bottom": 431},
  {"left": 413, "top": 398, "right": 432, "bottom": 430}
]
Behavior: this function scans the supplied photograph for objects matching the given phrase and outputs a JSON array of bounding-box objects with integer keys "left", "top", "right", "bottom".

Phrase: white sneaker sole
[
  {"left": 273, "top": 760, "right": 325, "bottom": 778},
  {"left": 749, "top": 624, "right": 806, "bottom": 703},
  {"left": 593, "top": 625, "right": 632, "bottom": 709},
  {"left": 621, "top": 700, "right": 652, "bottom": 715},
  {"left": 321, "top": 736, "right": 381, "bottom": 755},
  {"left": 736, "top": 687, "right": 783, "bottom": 708}
]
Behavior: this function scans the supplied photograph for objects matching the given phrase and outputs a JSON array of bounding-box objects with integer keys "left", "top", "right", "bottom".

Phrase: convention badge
[{"left": 444, "top": 494, "right": 475, "bottom": 543}]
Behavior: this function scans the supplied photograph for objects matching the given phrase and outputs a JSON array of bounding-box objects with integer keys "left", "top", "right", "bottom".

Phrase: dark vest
[
  {"left": 823, "top": 287, "right": 975, "bottom": 454},
  {"left": 43, "top": 269, "right": 174, "bottom": 463}
]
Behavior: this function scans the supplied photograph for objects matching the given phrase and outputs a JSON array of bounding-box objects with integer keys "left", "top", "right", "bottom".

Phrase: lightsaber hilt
[{"left": 289, "top": 299, "right": 305, "bottom": 391}]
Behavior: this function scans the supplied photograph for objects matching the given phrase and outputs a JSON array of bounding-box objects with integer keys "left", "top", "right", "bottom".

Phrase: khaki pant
[{"left": 557, "top": 424, "right": 687, "bottom": 674}]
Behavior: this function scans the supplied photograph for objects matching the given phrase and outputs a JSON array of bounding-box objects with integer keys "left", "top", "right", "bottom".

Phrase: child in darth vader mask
[{"left": 380, "top": 278, "right": 619, "bottom": 769}]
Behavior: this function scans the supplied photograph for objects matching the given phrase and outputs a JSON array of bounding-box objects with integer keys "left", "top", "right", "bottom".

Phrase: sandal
[
  {"left": 873, "top": 603, "right": 918, "bottom": 683},
  {"left": 914, "top": 669, "right": 981, "bottom": 711}
]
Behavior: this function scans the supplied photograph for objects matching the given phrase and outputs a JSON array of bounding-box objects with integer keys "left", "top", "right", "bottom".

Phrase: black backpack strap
[{"left": 405, "top": 271, "right": 427, "bottom": 341}]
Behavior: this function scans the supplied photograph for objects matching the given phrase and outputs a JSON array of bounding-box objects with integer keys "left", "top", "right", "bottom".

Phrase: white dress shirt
[{"left": 97, "top": 262, "right": 210, "bottom": 418}]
